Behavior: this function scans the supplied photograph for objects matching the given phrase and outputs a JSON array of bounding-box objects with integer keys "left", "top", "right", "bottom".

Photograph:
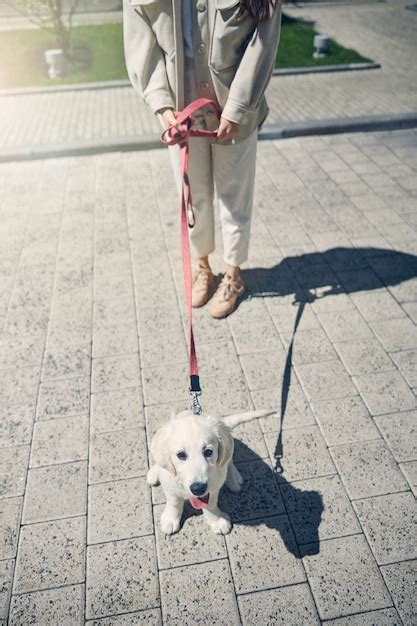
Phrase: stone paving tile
[
  {"left": 92, "top": 323, "right": 138, "bottom": 358},
  {"left": 400, "top": 461, "right": 417, "bottom": 496},
  {"left": 266, "top": 301, "right": 320, "bottom": 334},
  {"left": 303, "top": 534, "right": 392, "bottom": 621},
  {"left": 390, "top": 350, "right": 417, "bottom": 387},
  {"left": 296, "top": 360, "right": 356, "bottom": 403},
  {"left": 30, "top": 414, "right": 89, "bottom": 467},
  {"left": 281, "top": 327, "right": 338, "bottom": 365},
  {"left": 351, "top": 289, "right": 407, "bottom": 322},
  {"left": 232, "top": 420, "right": 269, "bottom": 463},
  {"left": 252, "top": 382, "right": 316, "bottom": 433},
  {"left": 218, "top": 460, "right": 285, "bottom": 523},
  {"left": 142, "top": 363, "right": 190, "bottom": 406},
  {"left": 89, "top": 428, "right": 148, "bottom": 484},
  {"left": 312, "top": 396, "right": 379, "bottom": 446},
  {"left": 231, "top": 320, "right": 283, "bottom": 355},
  {"left": 0, "top": 404, "right": 34, "bottom": 448},
  {"left": 0, "top": 445, "right": 29, "bottom": 498},
  {"left": 402, "top": 301, "right": 417, "bottom": 323},
  {"left": 22, "top": 461, "right": 87, "bottom": 524},
  {"left": 380, "top": 560, "right": 417, "bottom": 626},
  {"left": 375, "top": 410, "right": 417, "bottom": 463},
  {"left": 91, "top": 353, "right": 141, "bottom": 393},
  {"left": 197, "top": 370, "right": 254, "bottom": 417},
  {"left": 140, "top": 331, "right": 187, "bottom": 369},
  {"left": 36, "top": 376, "right": 90, "bottom": 420},
  {"left": 9, "top": 584, "right": 85, "bottom": 626},
  {"left": 86, "top": 536, "right": 159, "bottom": 619},
  {"left": 370, "top": 317, "right": 417, "bottom": 353},
  {"left": 13, "top": 516, "right": 85, "bottom": 593},
  {"left": 226, "top": 515, "right": 305, "bottom": 593},
  {"left": 353, "top": 370, "right": 417, "bottom": 416},
  {"left": 0, "top": 560, "right": 14, "bottom": 623},
  {"left": 42, "top": 346, "right": 91, "bottom": 381},
  {"left": 85, "top": 610, "right": 162, "bottom": 625},
  {"left": 90, "top": 387, "right": 144, "bottom": 434},
  {"left": 0, "top": 366, "right": 40, "bottom": 407},
  {"left": 154, "top": 504, "right": 227, "bottom": 570},
  {"left": 330, "top": 440, "right": 408, "bottom": 500},
  {"left": 318, "top": 310, "right": 373, "bottom": 343},
  {"left": 159, "top": 559, "right": 239, "bottom": 625},
  {"left": 323, "top": 608, "right": 401, "bottom": 625},
  {"left": 238, "top": 583, "right": 320, "bottom": 626},
  {"left": 0, "top": 497, "right": 22, "bottom": 560},
  {"left": 334, "top": 338, "right": 395, "bottom": 376},
  {"left": 281, "top": 475, "right": 361, "bottom": 545},
  {"left": 88, "top": 477, "right": 153, "bottom": 544},
  {"left": 265, "top": 426, "right": 336, "bottom": 483},
  {"left": 353, "top": 492, "right": 417, "bottom": 565},
  {"left": 239, "top": 350, "right": 286, "bottom": 392}
]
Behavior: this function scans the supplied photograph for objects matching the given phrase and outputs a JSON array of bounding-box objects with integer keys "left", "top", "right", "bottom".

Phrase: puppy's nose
[{"left": 190, "top": 482, "right": 208, "bottom": 496}]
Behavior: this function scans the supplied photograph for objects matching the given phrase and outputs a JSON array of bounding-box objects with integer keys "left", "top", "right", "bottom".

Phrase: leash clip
[{"left": 190, "top": 389, "right": 202, "bottom": 415}]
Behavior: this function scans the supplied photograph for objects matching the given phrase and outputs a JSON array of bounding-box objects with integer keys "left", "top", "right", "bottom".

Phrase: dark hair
[{"left": 238, "top": 0, "right": 279, "bottom": 23}]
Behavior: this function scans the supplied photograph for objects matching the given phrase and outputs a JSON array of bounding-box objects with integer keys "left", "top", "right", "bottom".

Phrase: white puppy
[{"left": 147, "top": 409, "right": 272, "bottom": 535}]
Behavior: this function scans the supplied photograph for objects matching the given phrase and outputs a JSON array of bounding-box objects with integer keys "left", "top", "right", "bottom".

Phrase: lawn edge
[{"left": 0, "top": 63, "right": 380, "bottom": 97}]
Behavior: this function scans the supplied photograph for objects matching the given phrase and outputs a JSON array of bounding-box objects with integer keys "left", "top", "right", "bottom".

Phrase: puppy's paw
[
  {"left": 146, "top": 465, "right": 159, "bottom": 486},
  {"left": 160, "top": 510, "right": 181, "bottom": 535},
  {"left": 209, "top": 513, "right": 232, "bottom": 535}
]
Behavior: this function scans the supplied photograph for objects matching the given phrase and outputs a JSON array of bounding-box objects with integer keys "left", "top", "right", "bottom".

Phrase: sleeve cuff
[
  {"left": 221, "top": 99, "right": 253, "bottom": 125},
  {"left": 145, "top": 89, "right": 175, "bottom": 115}
]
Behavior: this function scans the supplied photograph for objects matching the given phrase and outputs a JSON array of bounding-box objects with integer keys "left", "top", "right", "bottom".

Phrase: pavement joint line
[
  {"left": 0, "top": 63, "right": 381, "bottom": 97},
  {"left": 1, "top": 112, "right": 416, "bottom": 163}
]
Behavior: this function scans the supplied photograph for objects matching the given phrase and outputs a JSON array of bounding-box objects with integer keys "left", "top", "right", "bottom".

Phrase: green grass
[
  {"left": 276, "top": 14, "right": 372, "bottom": 68},
  {"left": 0, "top": 17, "right": 372, "bottom": 89}
]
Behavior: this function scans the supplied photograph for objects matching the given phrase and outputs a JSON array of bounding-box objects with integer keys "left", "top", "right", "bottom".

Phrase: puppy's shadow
[{"left": 219, "top": 439, "right": 324, "bottom": 558}]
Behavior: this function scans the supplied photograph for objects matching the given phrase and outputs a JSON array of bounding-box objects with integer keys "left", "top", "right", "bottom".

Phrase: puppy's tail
[{"left": 222, "top": 409, "right": 274, "bottom": 430}]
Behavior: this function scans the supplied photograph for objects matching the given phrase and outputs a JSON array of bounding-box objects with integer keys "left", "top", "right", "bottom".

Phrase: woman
[{"left": 123, "top": 0, "right": 282, "bottom": 318}]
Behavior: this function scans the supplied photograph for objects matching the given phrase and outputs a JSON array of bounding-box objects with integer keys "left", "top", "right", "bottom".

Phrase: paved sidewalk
[
  {"left": 1, "top": 128, "right": 416, "bottom": 624},
  {"left": 1, "top": 0, "right": 416, "bottom": 150}
]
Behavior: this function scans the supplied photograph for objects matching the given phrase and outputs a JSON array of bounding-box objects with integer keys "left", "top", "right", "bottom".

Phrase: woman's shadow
[{"left": 218, "top": 246, "right": 417, "bottom": 557}]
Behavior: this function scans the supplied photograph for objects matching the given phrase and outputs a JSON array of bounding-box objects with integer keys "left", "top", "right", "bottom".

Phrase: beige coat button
[
  {"left": 197, "top": 44, "right": 205, "bottom": 53},
  {"left": 201, "top": 81, "right": 209, "bottom": 89},
  {"left": 196, "top": 2, "right": 206, "bottom": 11}
]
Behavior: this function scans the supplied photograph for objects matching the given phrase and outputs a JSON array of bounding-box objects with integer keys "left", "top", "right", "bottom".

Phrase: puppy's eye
[
  {"left": 176, "top": 451, "right": 187, "bottom": 460},
  {"left": 204, "top": 448, "right": 213, "bottom": 458}
]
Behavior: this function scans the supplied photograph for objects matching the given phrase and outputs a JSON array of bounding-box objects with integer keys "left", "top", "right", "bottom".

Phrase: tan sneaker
[
  {"left": 209, "top": 274, "right": 245, "bottom": 319},
  {"left": 192, "top": 262, "right": 215, "bottom": 307}
]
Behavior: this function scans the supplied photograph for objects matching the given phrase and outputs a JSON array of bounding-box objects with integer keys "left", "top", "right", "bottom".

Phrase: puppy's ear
[
  {"left": 150, "top": 424, "right": 176, "bottom": 475},
  {"left": 213, "top": 419, "right": 234, "bottom": 468}
]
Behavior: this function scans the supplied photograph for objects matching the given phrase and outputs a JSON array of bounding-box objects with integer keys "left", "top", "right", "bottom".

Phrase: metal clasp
[{"left": 190, "top": 390, "right": 202, "bottom": 415}]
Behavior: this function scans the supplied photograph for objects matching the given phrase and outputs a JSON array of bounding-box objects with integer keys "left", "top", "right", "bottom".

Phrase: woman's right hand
[{"left": 160, "top": 107, "right": 188, "bottom": 144}]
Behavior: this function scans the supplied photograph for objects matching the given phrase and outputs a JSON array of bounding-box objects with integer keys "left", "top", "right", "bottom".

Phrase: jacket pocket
[{"left": 210, "top": 0, "right": 255, "bottom": 72}]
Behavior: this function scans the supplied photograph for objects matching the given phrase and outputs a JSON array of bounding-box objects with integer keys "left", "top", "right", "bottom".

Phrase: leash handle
[{"left": 161, "top": 99, "right": 221, "bottom": 414}]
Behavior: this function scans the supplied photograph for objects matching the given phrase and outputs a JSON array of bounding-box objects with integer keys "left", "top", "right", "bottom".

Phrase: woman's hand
[
  {"left": 216, "top": 116, "right": 239, "bottom": 142},
  {"left": 160, "top": 107, "right": 188, "bottom": 143}
]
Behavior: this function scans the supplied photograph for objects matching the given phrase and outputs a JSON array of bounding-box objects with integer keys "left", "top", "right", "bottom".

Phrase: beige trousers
[{"left": 167, "top": 130, "right": 258, "bottom": 267}]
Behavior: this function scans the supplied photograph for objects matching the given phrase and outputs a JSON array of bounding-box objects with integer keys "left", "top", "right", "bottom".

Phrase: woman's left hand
[{"left": 216, "top": 117, "right": 240, "bottom": 142}]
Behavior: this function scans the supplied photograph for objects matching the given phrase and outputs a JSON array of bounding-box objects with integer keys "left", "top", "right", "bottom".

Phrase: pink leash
[{"left": 161, "top": 98, "right": 221, "bottom": 415}]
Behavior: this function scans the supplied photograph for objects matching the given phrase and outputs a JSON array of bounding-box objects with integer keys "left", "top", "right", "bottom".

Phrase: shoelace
[{"left": 217, "top": 276, "right": 243, "bottom": 302}]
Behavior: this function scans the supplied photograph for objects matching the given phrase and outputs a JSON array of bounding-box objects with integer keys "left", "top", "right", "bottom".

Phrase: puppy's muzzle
[{"left": 190, "top": 482, "right": 208, "bottom": 496}]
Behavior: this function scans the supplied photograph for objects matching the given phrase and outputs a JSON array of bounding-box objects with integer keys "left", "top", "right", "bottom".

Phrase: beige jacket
[{"left": 123, "top": 0, "right": 282, "bottom": 141}]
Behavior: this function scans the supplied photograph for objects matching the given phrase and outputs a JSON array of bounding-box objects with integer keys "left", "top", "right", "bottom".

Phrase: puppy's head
[{"left": 150, "top": 412, "right": 234, "bottom": 509}]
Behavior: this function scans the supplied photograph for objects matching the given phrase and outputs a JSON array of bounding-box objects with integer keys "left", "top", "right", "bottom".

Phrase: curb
[
  {"left": 272, "top": 62, "right": 380, "bottom": 76},
  {"left": 1, "top": 112, "right": 416, "bottom": 163},
  {"left": 0, "top": 63, "right": 379, "bottom": 97}
]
